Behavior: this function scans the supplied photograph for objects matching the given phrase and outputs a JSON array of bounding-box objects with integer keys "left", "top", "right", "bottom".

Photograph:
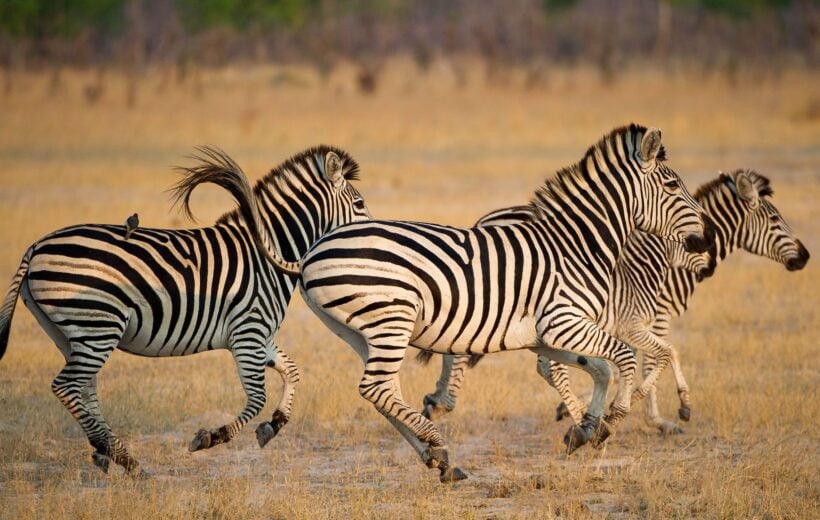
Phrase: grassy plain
[{"left": 0, "top": 58, "right": 818, "bottom": 518}]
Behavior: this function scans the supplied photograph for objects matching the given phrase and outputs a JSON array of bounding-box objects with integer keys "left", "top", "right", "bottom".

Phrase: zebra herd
[{"left": 0, "top": 124, "right": 809, "bottom": 482}]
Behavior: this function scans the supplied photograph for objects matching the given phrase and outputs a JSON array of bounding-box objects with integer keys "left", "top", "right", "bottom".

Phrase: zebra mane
[
  {"left": 260, "top": 145, "right": 361, "bottom": 185},
  {"left": 528, "top": 123, "right": 659, "bottom": 219},
  {"left": 210, "top": 145, "right": 359, "bottom": 227},
  {"left": 695, "top": 169, "right": 774, "bottom": 201}
]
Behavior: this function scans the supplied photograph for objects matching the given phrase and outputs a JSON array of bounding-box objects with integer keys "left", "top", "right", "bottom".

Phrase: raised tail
[
  {"left": 413, "top": 350, "right": 484, "bottom": 368},
  {"left": 171, "top": 146, "right": 300, "bottom": 275},
  {"left": 0, "top": 247, "right": 33, "bottom": 360}
]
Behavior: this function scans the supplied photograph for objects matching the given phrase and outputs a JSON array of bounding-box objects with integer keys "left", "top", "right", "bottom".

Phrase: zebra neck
[
  {"left": 699, "top": 190, "right": 743, "bottom": 267},
  {"left": 256, "top": 187, "right": 327, "bottom": 284},
  {"left": 659, "top": 194, "right": 744, "bottom": 319}
]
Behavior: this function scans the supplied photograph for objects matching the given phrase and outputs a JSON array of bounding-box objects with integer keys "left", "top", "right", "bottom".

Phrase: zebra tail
[
  {"left": 0, "top": 247, "right": 33, "bottom": 361},
  {"left": 171, "top": 146, "right": 300, "bottom": 275},
  {"left": 414, "top": 350, "right": 434, "bottom": 365}
]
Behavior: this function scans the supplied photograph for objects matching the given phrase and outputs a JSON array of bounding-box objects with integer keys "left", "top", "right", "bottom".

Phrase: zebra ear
[
  {"left": 640, "top": 127, "right": 663, "bottom": 164},
  {"left": 324, "top": 152, "right": 344, "bottom": 187},
  {"left": 735, "top": 172, "right": 760, "bottom": 209}
]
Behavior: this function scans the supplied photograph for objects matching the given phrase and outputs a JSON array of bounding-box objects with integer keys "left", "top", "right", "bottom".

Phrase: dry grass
[{"left": 0, "top": 59, "right": 818, "bottom": 519}]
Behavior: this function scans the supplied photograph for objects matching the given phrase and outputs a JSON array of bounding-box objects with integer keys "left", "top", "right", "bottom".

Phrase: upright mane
[
  {"left": 528, "top": 123, "right": 661, "bottom": 219},
  {"left": 694, "top": 169, "right": 773, "bottom": 201},
  {"left": 215, "top": 145, "right": 360, "bottom": 226}
]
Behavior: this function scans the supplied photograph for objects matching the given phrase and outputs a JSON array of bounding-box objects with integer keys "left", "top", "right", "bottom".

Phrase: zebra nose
[{"left": 786, "top": 241, "right": 810, "bottom": 271}]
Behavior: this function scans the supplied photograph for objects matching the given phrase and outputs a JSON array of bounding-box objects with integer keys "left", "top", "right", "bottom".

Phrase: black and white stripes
[
  {"left": 421, "top": 169, "right": 808, "bottom": 439},
  {"left": 0, "top": 145, "right": 369, "bottom": 475},
  {"left": 297, "top": 124, "right": 711, "bottom": 480}
]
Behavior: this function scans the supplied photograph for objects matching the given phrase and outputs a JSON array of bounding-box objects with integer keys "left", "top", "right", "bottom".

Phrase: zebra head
[
  {"left": 665, "top": 236, "right": 717, "bottom": 282},
  {"left": 630, "top": 126, "right": 713, "bottom": 254},
  {"left": 724, "top": 170, "right": 809, "bottom": 271},
  {"left": 309, "top": 147, "right": 372, "bottom": 228}
]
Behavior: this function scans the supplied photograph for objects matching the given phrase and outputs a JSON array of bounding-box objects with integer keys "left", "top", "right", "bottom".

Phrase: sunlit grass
[{"left": 0, "top": 60, "right": 817, "bottom": 518}]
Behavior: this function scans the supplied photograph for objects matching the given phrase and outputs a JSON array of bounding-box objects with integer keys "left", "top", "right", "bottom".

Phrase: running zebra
[
  {"left": 293, "top": 124, "right": 712, "bottom": 481},
  {"left": 421, "top": 169, "right": 809, "bottom": 437},
  {"left": 0, "top": 146, "right": 370, "bottom": 475},
  {"left": 421, "top": 208, "right": 714, "bottom": 430}
]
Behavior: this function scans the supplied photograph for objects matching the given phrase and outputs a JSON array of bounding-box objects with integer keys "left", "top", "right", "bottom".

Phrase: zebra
[
  {"left": 420, "top": 169, "right": 809, "bottom": 437},
  {"left": 419, "top": 212, "right": 714, "bottom": 427},
  {"left": 0, "top": 145, "right": 370, "bottom": 476},
  {"left": 288, "top": 124, "right": 712, "bottom": 482}
]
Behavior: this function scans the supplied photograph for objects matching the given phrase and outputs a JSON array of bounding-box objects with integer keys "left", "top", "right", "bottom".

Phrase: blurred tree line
[{"left": 0, "top": 0, "right": 816, "bottom": 96}]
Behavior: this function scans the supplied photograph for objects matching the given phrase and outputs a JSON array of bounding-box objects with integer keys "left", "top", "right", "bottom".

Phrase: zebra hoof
[
  {"left": 189, "top": 429, "right": 212, "bottom": 452},
  {"left": 422, "top": 395, "right": 448, "bottom": 421},
  {"left": 563, "top": 425, "right": 591, "bottom": 454},
  {"left": 678, "top": 406, "right": 691, "bottom": 422},
  {"left": 555, "top": 402, "right": 570, "bottom": 422},
  {"left": 256, "top": 423, "right": 275, "bottom": 448},
  {"left": 590, "top": 420, "right": 613, "bottom": 449},
  {"left": 91, "top": 452, "right": 110, "bottom": 474},
  {"left": 439, "top": 466, "right": 468, "bottom": 483}
]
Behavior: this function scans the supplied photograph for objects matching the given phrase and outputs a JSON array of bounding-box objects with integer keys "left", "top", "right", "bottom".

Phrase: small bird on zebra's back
[{"left": 124, "top": 213, "right": 139, "bottom": 239}]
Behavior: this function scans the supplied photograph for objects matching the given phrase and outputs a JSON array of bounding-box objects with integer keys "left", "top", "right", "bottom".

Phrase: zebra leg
[
  {"left": 536, "top": 357, "right": 584, "bottom": 424},
  {"left": 534, "top": 349, "right": 612, "bottom": 454},
  {"left": 538, "top": 309, "right": 636, "bottom": 450},
  {"left": 189, "top": 338, "right": 267, "bottom": 452},
  {"left": 358, "top": 342, "right": 466, "bottom": 483},
  {"left": 668, "top": 347, "right": 692, "bottom": 422},
  {"left": 256, "top": 344, "right": 300, "bottom": 448},
  {"left": 623, "top": 329, "right": 672, "bottom": 406},
  {"left": 422, "top": 354, "right": 469, "bottom": 420},
  {"left": 641, "top": 353, "right": 684, "bottom": 434},
  {"left": 52, "top": 345, "right": 142, "bottom": 475}
]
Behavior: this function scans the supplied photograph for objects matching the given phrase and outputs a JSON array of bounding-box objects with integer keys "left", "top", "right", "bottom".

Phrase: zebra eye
[
  {"left": 353, "top": 199, "right": 366, "bottom": 210},
  {"left": 769, "top": 215, "right": 779, "bottom": 222},
  {"left": 664, "top": 180, "right": 679, "bottom": 189}
]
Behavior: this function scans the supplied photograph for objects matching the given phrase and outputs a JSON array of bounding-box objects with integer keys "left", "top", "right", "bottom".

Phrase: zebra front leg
[
  {"left": 623, "top": 329, "right": 672, "bottom": 406},
  {"left": 422, "top": 354, "right": 469, "bottom": 420},
  {"left": 539, "top": 308, "right": 637, "bottom": 450},
  {"left": 641, "top": 353, "right": 684, "bottom": 434},
  {"left": 53, "top": 345, "right": 142, "bottom": 476},
  {"left": 189, "top": 339, "right": 267, "bottom": 452},
  {"left": 536, "top": 356, "right": 585, "bottom": 424},
  {"left": 535, "top": 350, "right": 612, "bottom": 454},
  {"left": 668, "top": 347, "right": 692, "bottom": 421},
  {"left": 256, "top": 344, "right": 300, "bottom": 448}
]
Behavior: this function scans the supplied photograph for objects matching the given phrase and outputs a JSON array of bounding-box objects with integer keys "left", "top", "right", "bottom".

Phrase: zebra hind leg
[
  {"left": 256, "top": 345, "right": 300, "bottom": 448},
  {"left": 189, "top": 337, "right": 267, "bottom": 452},
  {"left": 52, "top": 344, "right": 142, "bottom": 476},
  {"left": 359, "top": 343, "right": 466, "bottom": 483}
]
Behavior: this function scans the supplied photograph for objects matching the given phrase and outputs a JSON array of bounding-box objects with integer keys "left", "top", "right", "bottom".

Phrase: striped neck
[{"left": 529, "top": 129, "right": 639, "bottom": 276}]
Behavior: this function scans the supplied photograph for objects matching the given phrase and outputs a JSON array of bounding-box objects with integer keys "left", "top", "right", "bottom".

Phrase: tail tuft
[{"left": 171, "top": 146, "right": 300, "bottom": 275}]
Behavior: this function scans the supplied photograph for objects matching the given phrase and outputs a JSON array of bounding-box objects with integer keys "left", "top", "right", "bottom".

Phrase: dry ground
[{"left": 0, "top": 59, "right": 818, "bottom": 519}]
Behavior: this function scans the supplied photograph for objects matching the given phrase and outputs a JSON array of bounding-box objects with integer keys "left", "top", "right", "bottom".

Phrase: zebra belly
[{"left": 409, "top": 312, "right": 539, "bottom": 355}]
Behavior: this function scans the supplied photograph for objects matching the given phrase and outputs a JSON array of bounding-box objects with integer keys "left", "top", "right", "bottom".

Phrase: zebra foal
[
  {"left": 0, "top": 145, "right": 370, "bottom": 475},
  {"left": 292, "top": 124, "right": 712, "bottom": 481}
]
